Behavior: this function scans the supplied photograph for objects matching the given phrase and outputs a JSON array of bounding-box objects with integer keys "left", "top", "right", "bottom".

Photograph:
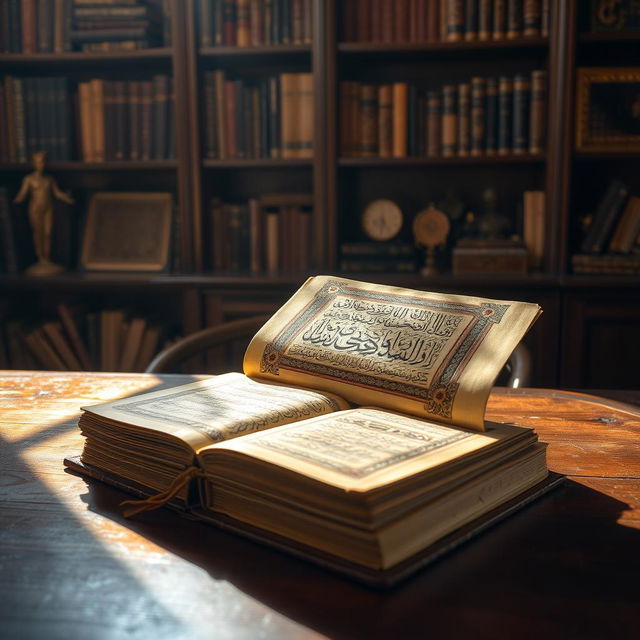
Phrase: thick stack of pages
[{"left": 68, "top": 275, "right": 555, "bottom": 583}]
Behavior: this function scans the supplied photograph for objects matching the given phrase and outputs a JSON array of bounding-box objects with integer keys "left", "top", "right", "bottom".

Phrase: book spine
[
  {"left": 427, "top": 0, "right": 439, "bottom": 41},
  {"left": 303, "top": 0, "right": 312, "bottom": 44},
  {"left": 407, "top": 84, "right": 417, "bottom": 156},
  {"left": 214, "top": 0, "right": 224, "bottom": 45},
  {"left": 223, "top": 0, "right": 236, "bottom": 45},
  {"left": 140, "top": 80, "right": 153, "bottom": 161},
  {"left": 297, "top": 72, "right": 313, "bottom": 159},
  {"left": 103, "top": 80, "right": 114, "bottom": 161},
  {"left": 470, "top": 76, "right": 485, "bottom": 157},
  {"left": 581, "top": 181, "right": 630, "bottom": 254},
  {"left": 360, "top": 84, "right": 378, "bottom": 158},
  {"left": 506, "top": 0, "right": 522, "bottom": 38},
  {"left": 395, "top": 0, "right": 409, "bottom": 43},
  {"left": 53, "top": 0, "right": 64, "bottom": 52},
  {"left": 3, "top": 78, "right": 17, "bottom": 162},
  {"left": 93, "top": 78, "right": 106, "bottom": 162},
  {"left": 113, "top": 80, "right": 125, "bottom": 160},
  {"left": 492, "top": 0, "right": 506, "bottom": 39},
  {"left": 523, "top": 0, "right": 540, "bottom": 36},
  {"left": 497, "top": 75, "right": 513, "bottom": 155},
  {"left": 446, "top": 0, "right": 464, "bottom": 41},
  {"left": 199, "top": 0, "right": 212, "bottom": 47},
  {"left": 235, "top": 80, "right": 245, "bottom": 159},
  {"left": 484, "top": 76, "right": 497, "bottom": 155},
  {"left": 609, "top": 196, "right": 640, "bottom": 254},
  {"left": 280, "top": 73, "right": 296, "bottom": 158},
  {"left": 381, "top": 0, "right": 393, "bottom": 43},
  {"left": 441, "top": 84, "right": 457, "bottom": 157},
  {"left": 478, "top": 0, "right": 491, "bottom": 40},
  {"left": 464, "top": 0, "right": 478, "bottom": 40},
  {"left": 259, "top": 80, "right": 269, "bottom": 158},
  {"left": 529, "top": 69, "right": 546, "bottom": 154},
  {"left": 249, "top": 198, "right": 262, "bottom": 273},
  {"left": 24, "top": 77, "right": 38, "bottom": 157},
  {"left": 457, "top": 82, "right": 470, "bottom": 156},
  {"left": 22, "top": 0, "right": 37, "bottom": 53},
  {"left": 129, "top": 80, "right": 141, "bottom": 161},
  {"left": 512, "top": 72, "right": 530, "bottom": 154},
  {"left": 153, "top": 74, "right": 169, "bottom": 160},
  {"left": 37, "top": 0, "right": 53, "bottom": 52},
  {"left": 541, "top": 0, "right": 549, "bottom": 37},
  {"left": 250, "top": 0, "right": 262, "bottom": 45},
  {"left": 292, "top": 0, "right": 303, "bottom": 44},
  {"left": 370, "top": 0, "right": 382, "bottom": 42},
  {"left": 215, "top": 71, "right": 227, "bottom": 159},
  {"left": 392, "top": 82, "right": 408, "bottom": 157},
  {"left": 236, "top": 0, "right": 250, "bottom": 46},
  {"left": 268, "top": 75, "right": 279, "bottom": 158},
  {"left": 427, "top": 89, "right": 441, "bottom": 157},
  {"left": 281, "top": 0, "right": 291, "bottom": 44},
  {"left": 339, "top": 81, "right": 354, "bottom": 157},
  {"left": 203, "top": 71, "right": 216, "bottom": 158}
]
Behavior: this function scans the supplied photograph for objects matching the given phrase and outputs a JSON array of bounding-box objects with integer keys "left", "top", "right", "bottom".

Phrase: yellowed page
[
  {"left": 244, "top": 276, "right": 540, "bottom": 430},
  {"left": 201, "top": 407, "right": 532, "bottom": 494},
  {"left": 81, "top": 372, "right": 349, "bottom": 453}
]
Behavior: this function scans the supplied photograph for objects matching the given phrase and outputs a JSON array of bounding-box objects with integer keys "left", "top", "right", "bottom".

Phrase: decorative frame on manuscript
[
  {"left": 260, "top": 280, "right": 508, "bottom": 420},
  {"left": 575, "top": 67, "right": 640, "bottom": 152},
  {"left": 81, "top": 192, "right": 172, "bottom": 272}
]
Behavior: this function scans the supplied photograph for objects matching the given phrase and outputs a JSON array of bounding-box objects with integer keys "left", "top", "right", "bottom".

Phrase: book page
[
  {"left": 202, "top": 407, "right": 528, "bottom": 493},
  {"left": 244, "top": 276, "right": 541, "bottom": 430},
  {"left": 81, "top": 372, "right": 349, "bottom": 452}
]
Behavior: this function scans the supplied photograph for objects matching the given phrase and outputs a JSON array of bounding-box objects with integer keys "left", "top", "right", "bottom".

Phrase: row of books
[
  {"left": 77, "top": 76, "right": 175, "bottom": 162},
  {"left": 580, "top": 180, "right": 640, "bottom": 255},
  {"left": 0, "top": 74, "right": 177, "bottom": 163},
  {"left": 341, "top": 0, "right": 550, "bottom": 44},
  {"left": 203, "top": 71, "right": 313, "bottom": 160},
  {"left": 197, "top": 0, "right": 313, "bottom": 47},
  {"left": 0, "top": 0, "right": 172, "bottom": 54},
  {"left": 339, "top": 242, "right": 417, "bottom": 273},
  {"left": 340, "top": 70, "right": 546, "bottom": 158},
  {"left": 210, "top": 193, "right": 314, "bottom": 273},
  {"left": 0, "top": 305, "right": 171, "bottom": 372}
]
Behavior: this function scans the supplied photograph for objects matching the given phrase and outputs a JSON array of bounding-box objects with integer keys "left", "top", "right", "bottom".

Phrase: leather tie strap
[{"left": 120, "top": 466, "right": 207, "bottom": 517}]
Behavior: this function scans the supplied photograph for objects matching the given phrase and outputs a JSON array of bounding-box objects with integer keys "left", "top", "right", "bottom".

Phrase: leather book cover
[
  {"left": 529, "top": 69, "right": 546, "bottom": 154},
  {"left": 427, "top": 89, "right": 441, "bottom": 157},
  {"left": 507, "top": 0, "right": 523, "bottom": 38},
  {"left": 457, "top": 82, "right": 471, "bottom": 156},
  {"left": 63, "top": 455, "right": 563, "bottom": 588},
  {"left": 497, "top": 75, "right": 513, "bottom": 155},
  {"left": 464, "top": 0, "right": 478, "bottom": 40},
  {"left": 512, "top": 72, "right": 530, "bottom": 154},
  {"left": 392, "top": 82, "right": 408, "bottom": 157},
  {"left": 442, "top": 84, "right": 458, "bottom": 157},
  {"left": 470, "top": 76, "right": 485, "bottom": 156},
  {"left": 446, "top": 0, "right": 464, "bottom": 41},
  {"left": 360, "top": 84, "right": 378, "bottom": 157},
  {"left": 236, "top": 0, "right": 250, "bottom": 46},
  {"left": 478, "top": 0, "right": 491, "bottom": 40},
  {"left": 523, "top": 0, "right": 541, "bottom": 36},
  {"left": 492, "top": 0, "right": 506, "bottom": 39}
]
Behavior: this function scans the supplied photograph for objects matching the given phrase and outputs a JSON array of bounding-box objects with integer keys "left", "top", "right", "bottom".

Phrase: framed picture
[
  {"left": 81, "top": 192, "right": 172, "bottom": 272},
  {"left": 576, "top": 67, "right": 640, "bottom": 152}
]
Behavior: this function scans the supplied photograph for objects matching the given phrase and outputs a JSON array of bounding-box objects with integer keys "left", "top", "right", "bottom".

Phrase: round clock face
[
  {"left": 413, "top": 204, "right": 451, "bottom": 248},
  {"left": 361, "top": 199, "right": 403, "bottom": 241}
]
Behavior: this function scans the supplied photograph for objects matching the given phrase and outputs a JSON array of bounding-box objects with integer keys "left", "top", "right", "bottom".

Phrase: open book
[{"left": 66, "top": 276, "right": 558, "bottom": 585}]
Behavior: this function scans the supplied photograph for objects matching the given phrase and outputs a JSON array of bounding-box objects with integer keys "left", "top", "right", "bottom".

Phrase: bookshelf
[{"left": 1, "top": 0, "right": 639, "bottom": 387}]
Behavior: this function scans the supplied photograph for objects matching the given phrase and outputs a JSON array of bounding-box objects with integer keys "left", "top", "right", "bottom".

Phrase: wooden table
[{"left": 1, "top": 372, "right": 639, "bottom": 640}]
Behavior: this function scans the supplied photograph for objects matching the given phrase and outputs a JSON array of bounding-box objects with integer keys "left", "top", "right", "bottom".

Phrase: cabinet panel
[{"left": 561, "top": 293, "right": 640, "bottom": 389}]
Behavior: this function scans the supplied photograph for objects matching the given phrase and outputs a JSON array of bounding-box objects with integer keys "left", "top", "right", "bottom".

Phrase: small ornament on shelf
[
  {"left": 413, "top": 203, "right": 450, "bottom": 277},
  {"left": 13, "top": 152, "right": 74, "bottom": 277}
]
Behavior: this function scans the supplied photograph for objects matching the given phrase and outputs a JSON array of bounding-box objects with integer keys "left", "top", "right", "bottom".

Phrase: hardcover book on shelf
[{"left": 65, "top": 276, "right": 559, "bottom": 586}]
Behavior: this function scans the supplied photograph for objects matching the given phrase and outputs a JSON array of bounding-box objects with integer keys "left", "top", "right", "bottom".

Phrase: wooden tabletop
[{"left": 1, "top": 372, "right": 639, "bottom": 640}]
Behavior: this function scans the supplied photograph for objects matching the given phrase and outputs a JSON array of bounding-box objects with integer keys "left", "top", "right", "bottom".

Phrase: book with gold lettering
[{"left": 65, "top": 275, "right": 559, "bottom": 585}]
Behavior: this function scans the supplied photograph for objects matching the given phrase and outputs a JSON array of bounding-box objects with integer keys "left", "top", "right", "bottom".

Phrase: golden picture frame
[
  {"left": 81, "top": 192, "right": 172, "bottom": 272},
  {"left": 575, "top": 67, "right": 640, "bottom": 152}
]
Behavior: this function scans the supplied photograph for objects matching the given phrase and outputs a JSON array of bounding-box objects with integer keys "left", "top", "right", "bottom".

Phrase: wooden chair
[{"left": 146, "top": 315, "right": 532, "bottom": 387}]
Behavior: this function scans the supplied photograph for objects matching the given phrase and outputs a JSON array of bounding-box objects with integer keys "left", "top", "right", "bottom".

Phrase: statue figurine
[{"left": 14, "top": 151, "right": 74, "bottom": 276}]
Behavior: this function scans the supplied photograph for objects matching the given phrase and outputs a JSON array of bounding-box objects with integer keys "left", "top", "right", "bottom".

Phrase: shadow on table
[{"left": 78, "top": 476, "right": 640, "bottom": 640}]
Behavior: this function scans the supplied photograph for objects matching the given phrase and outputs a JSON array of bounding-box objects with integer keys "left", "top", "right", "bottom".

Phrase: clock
[{"left": 361, "top": 199, "right": 403, "bottom": 241}]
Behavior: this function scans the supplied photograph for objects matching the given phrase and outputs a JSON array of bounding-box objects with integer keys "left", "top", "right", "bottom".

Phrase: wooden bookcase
[{"left": 0, "top": 0, "right": 639, "bottom": 387}]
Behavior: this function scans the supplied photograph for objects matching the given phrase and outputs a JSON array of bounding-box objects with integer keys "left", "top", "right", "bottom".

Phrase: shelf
[
  {"left": 339, "top": 154, "right": 546, "bottom": 167},
  {"left": 200, "top": 45, "right": 311, "bottom": 57},
  {"left": 0, "top": 48, "right": 174, "bottom": 66},
  {"left": 579, "top": 32, "right": 640, "bottom": 43},
  {"left": 203, "top": 158, "right": 312, "bottom": 168},
  {"left": 574, "top": 151, "right": 640, "bottom": 161},
  {"left": 338, "top": 37, "right": 549, "bottom": 56},
  {"left": 0, "top": 161, "right": 178, "bottom": 171}
]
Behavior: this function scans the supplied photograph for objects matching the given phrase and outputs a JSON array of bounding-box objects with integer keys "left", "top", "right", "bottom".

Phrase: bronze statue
[{"left": 14, "top": 151, "right": 74, "bottom": 275}]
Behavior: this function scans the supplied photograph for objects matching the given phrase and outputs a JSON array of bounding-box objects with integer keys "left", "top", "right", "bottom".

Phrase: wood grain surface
[{"left": 1, "top": 372, "right": 639, "bottom": 640}]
